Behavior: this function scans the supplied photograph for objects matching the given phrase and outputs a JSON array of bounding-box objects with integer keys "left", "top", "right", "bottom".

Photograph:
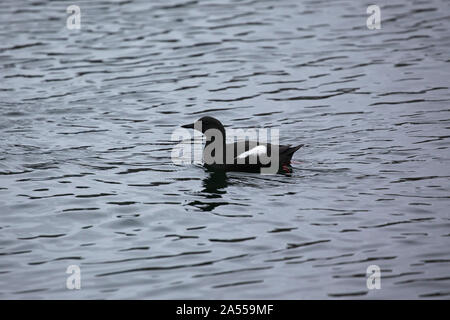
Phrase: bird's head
[{"left": 182, "top": 116, "right": 225, "bottom": 135}]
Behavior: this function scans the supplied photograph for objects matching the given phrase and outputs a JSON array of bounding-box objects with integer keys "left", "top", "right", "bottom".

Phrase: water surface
[{"left": 0, "top": 0, "right": 449, "bottom": 299}]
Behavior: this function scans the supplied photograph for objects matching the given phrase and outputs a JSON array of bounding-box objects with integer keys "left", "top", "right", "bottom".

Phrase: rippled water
[{"left": 1, "top": 0, "right": 449, "bottom": 299}]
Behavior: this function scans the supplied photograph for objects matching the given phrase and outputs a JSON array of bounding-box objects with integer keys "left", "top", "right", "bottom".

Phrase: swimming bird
[{"left": 181, "top": 116, "right": 303, "bottom": 174}]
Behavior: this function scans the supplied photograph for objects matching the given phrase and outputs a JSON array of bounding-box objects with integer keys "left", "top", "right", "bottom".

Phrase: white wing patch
[{"left": 236, "top": 145, "right": 267, "bottom": 159}]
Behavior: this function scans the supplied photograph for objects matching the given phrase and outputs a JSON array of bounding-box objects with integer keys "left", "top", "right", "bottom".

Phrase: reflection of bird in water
[
  {"left": 202, "top": 169, "right": 228, "bottom": 198},
  {"left": 187, "top": 170, "right": 228, "bottom": 212}
]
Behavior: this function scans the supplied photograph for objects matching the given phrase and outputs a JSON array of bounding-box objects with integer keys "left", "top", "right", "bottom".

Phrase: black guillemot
[{"left": 182, "top": 116, "right": 303, "bottom": 174}]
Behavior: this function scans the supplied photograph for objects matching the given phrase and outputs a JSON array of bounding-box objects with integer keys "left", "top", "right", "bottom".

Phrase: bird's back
[{"left": 203, "top": 141, "right": 303, "bottom": 172}]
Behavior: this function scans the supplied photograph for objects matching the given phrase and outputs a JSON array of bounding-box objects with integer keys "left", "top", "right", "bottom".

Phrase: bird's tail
[
  {"left": 285, "top": 144, "right": 304, "bottom": 156},
  {"left": 281, "top": 144, "right": 304, "bottom": 164}
]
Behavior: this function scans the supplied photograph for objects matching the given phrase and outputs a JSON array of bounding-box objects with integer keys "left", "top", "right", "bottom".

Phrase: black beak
[{"left": 181, "top": 123, "right": 194, "bottom": 129}]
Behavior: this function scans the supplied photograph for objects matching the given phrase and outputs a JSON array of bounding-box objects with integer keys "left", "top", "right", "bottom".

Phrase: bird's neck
[{"left": 204, "top": 128, "right": 226, "bottom": 164}]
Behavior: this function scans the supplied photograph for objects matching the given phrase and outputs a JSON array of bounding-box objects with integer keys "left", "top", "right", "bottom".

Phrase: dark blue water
[{"left": 0, "top": 0, "right": 449, "bottom": 299}]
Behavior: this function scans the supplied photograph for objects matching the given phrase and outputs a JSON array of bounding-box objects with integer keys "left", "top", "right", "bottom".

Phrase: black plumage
[{"left": 182, "top": 116, "right": 303, "bottom": 174}]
